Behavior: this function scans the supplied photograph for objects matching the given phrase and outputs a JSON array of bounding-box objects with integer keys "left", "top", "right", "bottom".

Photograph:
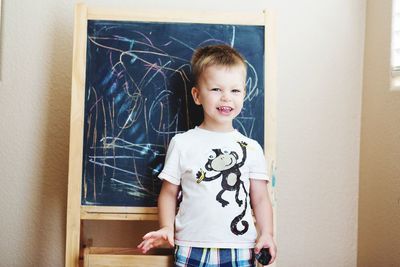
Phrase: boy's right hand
[{"left": 137, "top": 227, "right": 174, "bottom": 254}]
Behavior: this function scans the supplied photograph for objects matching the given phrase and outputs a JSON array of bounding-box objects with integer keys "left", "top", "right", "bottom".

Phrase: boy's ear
[{"left": 191, "top": 87, "right": 201, "bottom": 105}]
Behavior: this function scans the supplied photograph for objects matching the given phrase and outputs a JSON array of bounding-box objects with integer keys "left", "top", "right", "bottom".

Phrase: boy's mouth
[{"left": 217, "top": 106, "right": 233, "bottom": 114}]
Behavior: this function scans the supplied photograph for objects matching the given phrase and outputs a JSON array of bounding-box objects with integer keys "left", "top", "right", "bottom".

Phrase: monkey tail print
[
  {"left": 230, "top": 181, "right": 249, "bottom": 235},
  {"left": 196, "top": 141, "right": 249, "bottom": 235}
]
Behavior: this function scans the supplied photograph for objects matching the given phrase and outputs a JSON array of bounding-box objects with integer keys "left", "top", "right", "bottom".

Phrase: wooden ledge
[{"left": 84, "top": 247, "right": 173, "bottom": 267}]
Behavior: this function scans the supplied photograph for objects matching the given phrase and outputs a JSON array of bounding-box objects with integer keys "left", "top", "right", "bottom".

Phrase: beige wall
[
  {"left": 358, "top": 0, "right": 400, "bottom": 266},
  {"left": 0, "top": 0, "right": 365, "bottom": 266}
]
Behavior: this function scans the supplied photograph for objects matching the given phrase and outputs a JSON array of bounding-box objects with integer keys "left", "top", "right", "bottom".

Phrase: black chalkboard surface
[{"left": 81, "top": 20, "right": 265, "bottom": 207}]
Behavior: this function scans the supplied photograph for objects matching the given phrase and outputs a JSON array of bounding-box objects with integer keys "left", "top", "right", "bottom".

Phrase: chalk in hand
[{"left": 255, "top": 248, "right": 272, "bottom": 265}]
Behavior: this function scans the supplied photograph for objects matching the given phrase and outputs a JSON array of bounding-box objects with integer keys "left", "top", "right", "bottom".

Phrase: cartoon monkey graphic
[{"left": 196, "top": 141, "right": 249, "bottom": 235}]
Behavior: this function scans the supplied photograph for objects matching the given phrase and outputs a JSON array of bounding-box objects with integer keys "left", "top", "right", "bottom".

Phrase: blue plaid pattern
[{"left": 174, "top": 246, "right": 256, "bottom": 267}]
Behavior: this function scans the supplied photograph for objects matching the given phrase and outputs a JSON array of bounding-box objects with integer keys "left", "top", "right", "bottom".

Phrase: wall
[
  {"left": 358, "top": 0, "right": 400, "bottom": 266},
  {"left": 0, "top": 0, "right": 365, "bottom": 266}
]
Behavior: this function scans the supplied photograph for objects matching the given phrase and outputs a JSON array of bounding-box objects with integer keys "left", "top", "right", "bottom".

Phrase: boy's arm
[
  {"left": 138, "top": 180, "right": 179, "bottom": 253},
  {"left": 250, "top": 179, "right": 277, "bottom": 264},
  {"left": 158, "top": 180, "right": 180, "bottom": 231}
]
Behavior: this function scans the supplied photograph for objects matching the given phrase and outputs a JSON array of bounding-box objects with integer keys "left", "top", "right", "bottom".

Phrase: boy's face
[{"left": 191, "top": 64, "right": 246, "bottom": 131}]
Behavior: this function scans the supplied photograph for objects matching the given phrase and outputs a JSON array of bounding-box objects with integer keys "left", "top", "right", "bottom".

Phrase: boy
[{"left": 138, "top": 45, "right": 276, "bottom": 266}]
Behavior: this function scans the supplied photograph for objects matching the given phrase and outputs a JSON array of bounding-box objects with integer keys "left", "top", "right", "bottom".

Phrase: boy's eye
[
  {"left": 211, "top": 88, "right": 220, "bottom": 91},
  {"left": 232, "top": 89, "right": 241, "bottom": 93}
]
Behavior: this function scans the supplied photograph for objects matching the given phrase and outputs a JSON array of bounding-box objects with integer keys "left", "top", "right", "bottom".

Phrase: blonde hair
[{"left": 191, "top": 44, "right": 247, "bottom": 85}]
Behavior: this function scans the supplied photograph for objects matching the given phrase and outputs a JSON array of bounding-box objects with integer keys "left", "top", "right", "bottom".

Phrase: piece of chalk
[{"left": 255, "top": 248, "right": 272, "bottom": 265}]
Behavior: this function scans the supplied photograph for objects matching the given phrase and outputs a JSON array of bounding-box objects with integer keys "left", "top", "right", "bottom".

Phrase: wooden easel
[
  {"left": 65, "top": 4, "right": 277, "bottom": 267},
  {"left": 65, "top": 4, "right": 164, "bottom": 266}
]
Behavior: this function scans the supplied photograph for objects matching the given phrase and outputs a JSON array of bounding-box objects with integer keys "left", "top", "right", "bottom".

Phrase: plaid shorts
[{"left": 174, "top": 246, "right": 256, "bottom": 267}]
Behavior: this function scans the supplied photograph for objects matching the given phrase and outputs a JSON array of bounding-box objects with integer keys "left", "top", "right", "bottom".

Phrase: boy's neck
[{"left": 198, "top": 122, "right": 235, "bottom": 133}]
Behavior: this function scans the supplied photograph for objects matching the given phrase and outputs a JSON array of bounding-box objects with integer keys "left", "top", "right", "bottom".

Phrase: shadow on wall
[{"left": 28, "top": 18, "right": 73, "bottom": 266}]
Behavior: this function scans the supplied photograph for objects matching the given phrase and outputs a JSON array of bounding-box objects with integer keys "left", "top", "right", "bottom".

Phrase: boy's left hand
[{"left": 254, "top": 234, "right": 277, "bottom": 265}]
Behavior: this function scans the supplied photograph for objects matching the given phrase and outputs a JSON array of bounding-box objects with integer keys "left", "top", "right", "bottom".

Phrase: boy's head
[
  {"left": 191, "top": 45, "right": 247, "bottom": 86},
  {"left": 190, "top": 45, "right": 247, "bottom": 131}
]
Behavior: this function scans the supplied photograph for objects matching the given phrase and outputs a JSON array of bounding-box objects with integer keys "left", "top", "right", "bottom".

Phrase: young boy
[{"left": 138, "top": 45, "right": 276, "bottom": 266}]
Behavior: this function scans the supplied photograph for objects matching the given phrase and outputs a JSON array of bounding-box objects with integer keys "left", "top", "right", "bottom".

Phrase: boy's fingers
[
  {"left": 139, "top": 240, "right": 151, "bottom": 250},
  {"left": 148, "top": 229, "right": 167, "bottom": 239},
  {"left": 167, "top": 233, "right": 174, "bottom": 247},
  {"left": 162, "top": 232, "right": 168, "bottom": 240},
  {"left": 138, "top": 229, "right": 175, "bottom": 253},
  {"left": 269, "top": 246, "right": 277, "bottom": 264},
  {"left": 137, "top": 243, "right": 148, "bottom": 253},
  {"left": 143, "top": 231, "right": 157, "bottom": 239},
  {"left": 254, "top": 240, "right": 263, "bottom": 254},
  {"left": 142, "top": 233, "right": 151, "bottom": 240},
  {"left": 138, "top": 237, "right": 159, "bottom": 252}
]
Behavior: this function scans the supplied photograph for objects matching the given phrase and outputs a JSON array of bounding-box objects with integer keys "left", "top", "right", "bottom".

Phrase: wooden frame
[
  {"left": 65, "top": 4, "right": 277, "bottom": 267},
  {"left": 84, "top": 247, "right": 173, "bottom": 267}
]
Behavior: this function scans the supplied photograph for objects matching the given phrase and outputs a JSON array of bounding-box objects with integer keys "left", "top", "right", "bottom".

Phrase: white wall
[
  {"left": 358, "top": 0, "right": 400, "bottom": 266},
  {"left": 0, "top": 0, "right": 365, "bottom": 266}
]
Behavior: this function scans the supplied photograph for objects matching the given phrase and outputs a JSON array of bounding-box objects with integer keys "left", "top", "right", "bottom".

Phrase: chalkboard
[{"left": 81, "top": 20, "right": 265, "bottom": 207}]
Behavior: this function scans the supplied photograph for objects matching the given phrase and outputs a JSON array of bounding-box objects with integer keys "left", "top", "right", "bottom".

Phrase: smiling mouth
[{"left": 217, "top": 106, "right": 233, "bottom": 112}]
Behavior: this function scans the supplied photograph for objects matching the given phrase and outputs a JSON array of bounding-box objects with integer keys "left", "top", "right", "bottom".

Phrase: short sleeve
[
  {"left": 158, "top": 136, "right": 181, "bottom": 185},
  {"left": 249, "top": 141, "right": 269, "bottom": 181}
]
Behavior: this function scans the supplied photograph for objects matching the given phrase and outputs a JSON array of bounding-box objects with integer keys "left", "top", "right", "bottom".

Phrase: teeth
[{"left": 218, "top": 106, "right": 232, "bottom": 111}]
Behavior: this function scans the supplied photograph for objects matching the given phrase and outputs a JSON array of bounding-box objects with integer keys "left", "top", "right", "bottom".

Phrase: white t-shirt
[{"left": 158, "top": 127, "right": 269, "bottom": 248}]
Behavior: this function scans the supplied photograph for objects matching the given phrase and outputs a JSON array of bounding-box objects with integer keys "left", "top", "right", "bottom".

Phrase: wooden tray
[{"left": 84, "top": 247, "right": 173, "bottom": 267}]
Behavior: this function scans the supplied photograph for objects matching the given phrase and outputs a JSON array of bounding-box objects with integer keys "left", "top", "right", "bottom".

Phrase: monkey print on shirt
[{"left": 195, "top": 141, "right": 249, "bottom": 236}]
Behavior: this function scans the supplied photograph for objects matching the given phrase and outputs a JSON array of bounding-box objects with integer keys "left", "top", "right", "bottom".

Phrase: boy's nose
[{"left": 220, "top": 92, "right": 231, "bottom": 102}]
